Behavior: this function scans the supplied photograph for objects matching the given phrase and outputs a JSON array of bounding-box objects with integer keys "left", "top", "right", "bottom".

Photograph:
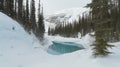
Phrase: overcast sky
[{"left": 41, "top": 0, "right": 91, "bottom": 15}]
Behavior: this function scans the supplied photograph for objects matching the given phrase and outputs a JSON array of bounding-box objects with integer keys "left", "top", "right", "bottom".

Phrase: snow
[
  {"left": 45, "top": 7, "right": 90, "bottom": 24},
  {"left": 55, "top": 7, "right": 89, "bottom": 20},
  {"left": 0, "top": 12, "right": 120, "bottom": 67}
]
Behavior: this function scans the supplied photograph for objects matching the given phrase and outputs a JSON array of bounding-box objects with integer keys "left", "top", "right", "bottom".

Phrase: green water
[{"left": 47, "top": 41, "right": 84, "bottom": 55}]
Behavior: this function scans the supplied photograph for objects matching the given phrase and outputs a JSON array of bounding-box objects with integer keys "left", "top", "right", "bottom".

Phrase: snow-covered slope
[
  {"left": 0, "top": 12, "right": 47, "bottom": 67},
  {"left": 1, "top": 12, "right": 120, "bottom": 67},
  {"left": 45, "top": 7, "right": 89, "bottom": 24}
]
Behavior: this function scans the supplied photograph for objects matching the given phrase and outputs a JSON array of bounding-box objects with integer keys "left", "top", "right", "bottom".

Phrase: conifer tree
[
  {"left": 30, "top": 0, "right": 36, "bottom": 31},
  {"left": 18, "top": 0, "right": 23, "bottom": 19},
  {"left": 14, "top": 0, "right": 17, "bottom": 16},
  {"left": 26, "top": 0, "right": 29, "bottom": 22},
  {"left": 25, "top": 0, "right": 31, "bottom": 33},
  {"left": 38, "top": 2, "right": 45, "bottom": 40},
  {"left": 86, "top": 0, "right": 114, "bottom": 57},
  {"left": 9, "top": 0, "right": 14, "bottom": 17},
  {"left": 0, "top": 0, "right": 4, "bottom": 11}
]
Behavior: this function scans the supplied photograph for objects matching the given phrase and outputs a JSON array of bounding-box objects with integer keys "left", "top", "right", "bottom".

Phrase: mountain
[{"left": 45, "top": 7, "right": 89, "bottom": 24}]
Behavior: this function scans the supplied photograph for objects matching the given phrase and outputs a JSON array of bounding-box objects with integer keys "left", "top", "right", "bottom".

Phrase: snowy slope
[
  {"left": 0, "top": 12, "right": 47, "bottom": 67},
  {"left": 0, "top": 12, "right": 120, "bottom": 67},
  {"left": 45, "top": 7, "right": 89, "bottom": 24}
]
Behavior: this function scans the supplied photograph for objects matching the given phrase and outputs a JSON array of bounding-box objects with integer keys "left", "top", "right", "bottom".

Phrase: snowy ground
[{"left": 0, "top": 12, "right": 120, "bottom": 67}]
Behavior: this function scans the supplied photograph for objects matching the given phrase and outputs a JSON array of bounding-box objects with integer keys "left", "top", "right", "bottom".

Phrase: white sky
[{"left": 41, "top": 0, "right": 91, "bottom": 15}]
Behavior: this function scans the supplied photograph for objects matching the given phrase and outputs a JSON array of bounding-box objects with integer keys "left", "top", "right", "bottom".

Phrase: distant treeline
[
  {"left": 48, "top": 14, "right": 93, "bottom": 38},
  {"left": 0, "top": 0, "right": 45, "bottom": 41}
]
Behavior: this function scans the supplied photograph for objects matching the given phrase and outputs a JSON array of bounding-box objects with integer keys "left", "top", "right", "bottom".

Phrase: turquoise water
[{"left": 47, "top": 41, "right": 84, "bottom": 55}]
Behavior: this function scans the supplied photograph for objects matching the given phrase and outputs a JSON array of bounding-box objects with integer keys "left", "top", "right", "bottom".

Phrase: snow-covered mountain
[{"left": 45, "top": 7, "right": 89, "bottom": 24}]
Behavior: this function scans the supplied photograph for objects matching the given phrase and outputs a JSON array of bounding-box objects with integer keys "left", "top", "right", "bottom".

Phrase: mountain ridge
[{"left": 45, "top": 7, "right": 89, "bottom": 24}]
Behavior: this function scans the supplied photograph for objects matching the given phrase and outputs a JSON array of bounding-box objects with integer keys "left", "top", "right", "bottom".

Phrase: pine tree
[
  {"left": 37, "top": 0, "right": 45, "bottom": 41},
  {"left": 26, "top": 0, "right": 29, "bottom": 22},
  {"left": 30, "top": 0, "right": 36, "bottom": 31},
  {"left": 9, "top": 0, "right": 14, "bottom": 17},
  {"left": 0, "top": 0, "right": 4, "bottom": 11},
  {"left": 18, "top": 0, "right": 23, "bottom": 19},
  {"left": 25, "top": 0, "right": 31, "bottom": 33},
  {"left": 86, "top": 0, "right": 114, "bottom": 57},
  {"left": 14, "top": 0, "right": 17, "bottom": 17}
]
